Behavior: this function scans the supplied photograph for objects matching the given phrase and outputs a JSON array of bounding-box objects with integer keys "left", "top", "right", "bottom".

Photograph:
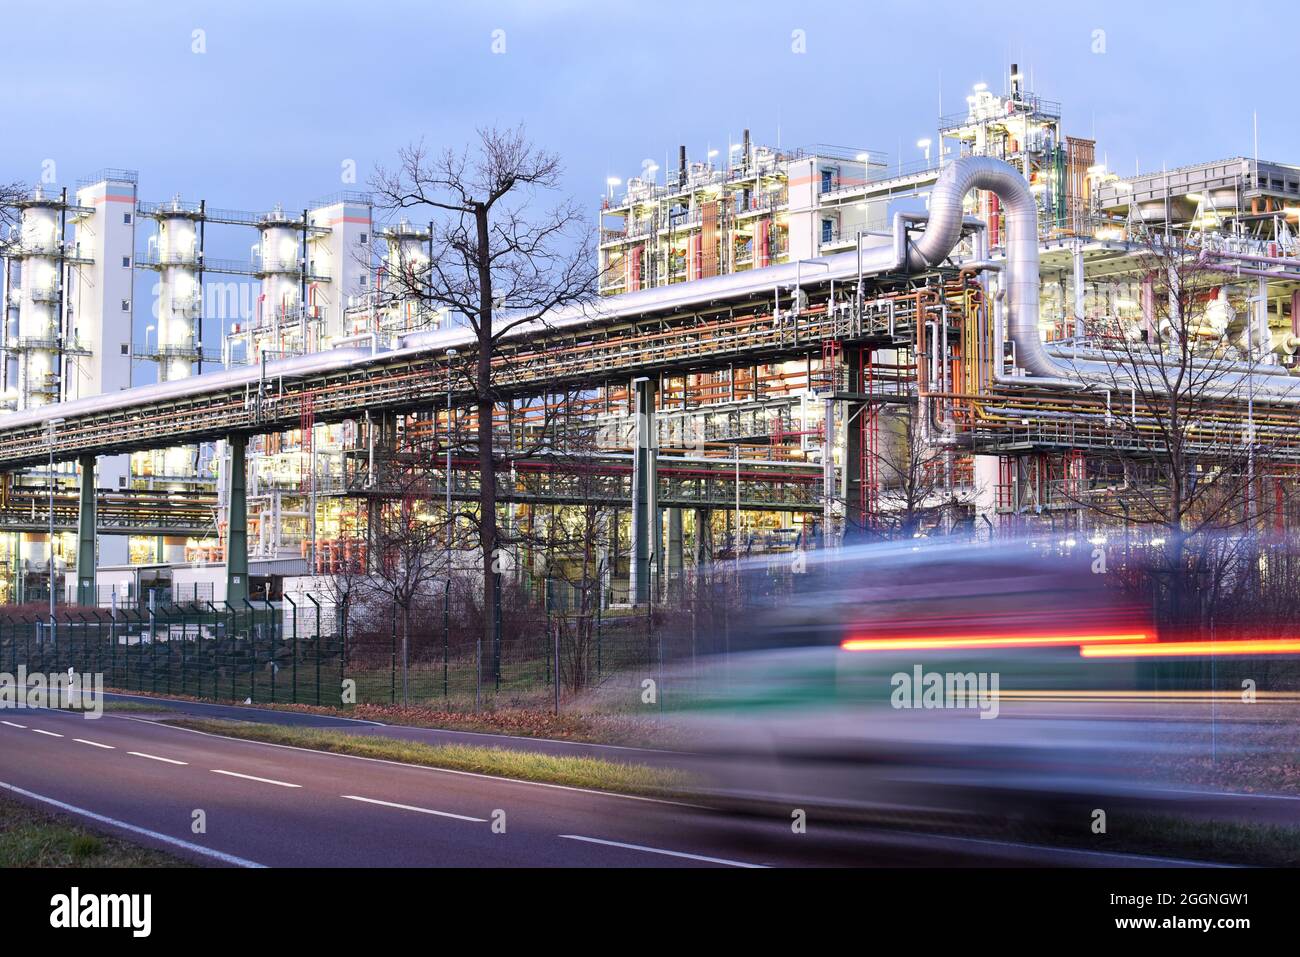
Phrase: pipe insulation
[{"left": 5, "top": 157, "right": 1299, "bottom": 443}]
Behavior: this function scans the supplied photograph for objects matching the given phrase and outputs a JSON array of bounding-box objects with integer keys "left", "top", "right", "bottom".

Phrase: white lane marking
[
  {"left": 127, "top": 751, "right": 187, "bottom": 765},
  {"left": 73, "top": 738, "right": 115, "bottom": 750},
  {"left": 1, "top": 720, "right": 27, "bottom": 729},
  {"left": 32, "top": 729, "right": 63, "bottom": 737},
  {"left": 559, "top": 834, "right": 766, "bottom": 869},
  {"left": 210, "top": 769, "right": 300, "bottom": 788},
  {"left": 340, "top": 794, "right": 486, "bottom": 822},
  {"left": 147, "top": 720, "right": 701, "bottom": 809},
  {"left": 0, "top": 779, "right": 265, "bottom": 868}
]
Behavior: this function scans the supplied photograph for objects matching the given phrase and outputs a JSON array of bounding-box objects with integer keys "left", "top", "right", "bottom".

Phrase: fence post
[
  {"left": 223, "top": 602, "right": 237, "bottom": 702},
  {"left": 147, "top": 595, "right": 157, "bottom": 695},
  {"left": 203, "top": 602, "right": 216, "bottom": 700},
  {"left": 553, "top": 616, "right": 560, "bottom": 716},
  {"left": 244, "top": 599, "right": 258, "bottom": 703},
  {"left": 179, "top": 605, "right": 189, "bottom": 696},
  {"left": 494, "top": 571, "right": 502, "bottom": 691},
  {"left": 306, "top": 593, "right": 322, "bottom": 707},
  {"left": 284, "top": 594, "right": 297, "bottom": 705},
  {"left": 110, "top": 600, "right": 117, "bottom": 690}
]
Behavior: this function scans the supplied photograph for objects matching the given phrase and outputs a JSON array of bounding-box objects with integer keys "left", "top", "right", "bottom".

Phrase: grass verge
[
  {"left": 167, "top": 718, "right": 695, "bottom": 799},
  {"left": 0, "top": 793, "right": 189, "bottom": 867},
  {"left": 105, "top": 686, "right": 678, "bottom": 748}
]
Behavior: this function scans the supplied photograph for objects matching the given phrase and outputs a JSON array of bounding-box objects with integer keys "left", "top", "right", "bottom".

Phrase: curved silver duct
[
  {"left": 918, "top": 156, "right": 1300, "bottom": 403},
  {"left": 907, "top": 156, "right": 1065, "bottom": 380}
]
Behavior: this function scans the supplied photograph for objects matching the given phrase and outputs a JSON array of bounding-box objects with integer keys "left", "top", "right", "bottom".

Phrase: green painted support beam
[
  {"left": 226, "top": 435, "right": 249, "bottom": 606},
  {"left": 76, "top": 454, "right": 97, "bottom": 606}
]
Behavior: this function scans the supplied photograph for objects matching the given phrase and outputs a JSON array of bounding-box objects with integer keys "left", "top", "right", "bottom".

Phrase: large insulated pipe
[
  {"left": 904, "top": 155, "right": 1069, "bottom": 381},
  {"left": 917, "top": 157, "right": 1300, "bottom": 402}
]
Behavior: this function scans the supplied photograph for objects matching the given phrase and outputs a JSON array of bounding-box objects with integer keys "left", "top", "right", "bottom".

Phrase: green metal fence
[
  {"left": 0, "top": 604, "right": 345, "bottom": 707},
  {"left": 0, "top": 596, "right": 695, "bottom": 711}
]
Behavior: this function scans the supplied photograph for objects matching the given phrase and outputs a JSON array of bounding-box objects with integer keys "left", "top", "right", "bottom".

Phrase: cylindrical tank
[
  {"left": 157, "top": 213, "right": 199, "bottom": 382},
  {"left": 257, "top": 212, "right": 302, "bottom": 356},
  {"left": 17, "top": 200, "right": 63, "bottom": 407},
  {"left": 382, "top": 220, "right": 431, "bottom": 330}
]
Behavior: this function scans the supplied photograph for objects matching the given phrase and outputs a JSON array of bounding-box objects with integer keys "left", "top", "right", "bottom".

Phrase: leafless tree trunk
[
  {"left": 1054, "top": 230, "right": 1288, "bottom": 630},
  {"left": 372, "top": 127, "right": 598, "bottom": 685},
  {"left": 863, "top": 403, "right": 966, "bottom": 539}
]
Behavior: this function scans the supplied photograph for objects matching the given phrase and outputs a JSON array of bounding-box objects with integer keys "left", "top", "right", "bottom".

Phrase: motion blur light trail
[
  {"left": 1079, "top": 638, "right": 1300, "bottom": 657},
  {"left": 840, "top": 632, "right": 1151, "bottom": 652},
  {"left": 993, "top": 689, "right": 1300, "bottom": 702}
]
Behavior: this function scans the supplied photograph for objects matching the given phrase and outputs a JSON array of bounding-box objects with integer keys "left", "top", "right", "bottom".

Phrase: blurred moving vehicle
[{"left": 660, "top": 537, "right": 1293, "bottom": 841}]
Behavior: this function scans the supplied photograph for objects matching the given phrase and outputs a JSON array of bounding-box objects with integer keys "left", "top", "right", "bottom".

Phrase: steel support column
[
  {"left": 76, "top": 453, "right": 96, "bottom": 606},
  {"left": 226, "top": 435, "right": 249, "bottom": 606},
  {"left": 630, "top": 377, "right": 658, "bottom": 604},
  {"left": 667, "top": 507, "right": 683, "bottom": 598},
  {"left": 693, "top": 508, "right": 712, "bottom": 566},
  {"left": 1072, "top": 241, "right": 1086, "bottom": 339}
]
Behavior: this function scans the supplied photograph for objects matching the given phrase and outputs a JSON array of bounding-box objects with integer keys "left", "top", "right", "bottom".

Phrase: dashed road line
[
  {"left": 127, "top": 751, "right": 188, "bottom": 765},
  {"left": 32, "top": 728, "right": 62, "bottom": 737},
  {"left": 0, "top": 720, "right": 26, "bottom": 729},
  {"left": 73, "top": 738, "right": 115, "bottom": 749},
  {"left": 558, "top": 834, "right": 766, "bottom": 868},
  {"left": 210, "top": 769, "right": 300, "bottom": 788},
  {"left": 340, "top": 794, "right": 486, "bottom": 822}
]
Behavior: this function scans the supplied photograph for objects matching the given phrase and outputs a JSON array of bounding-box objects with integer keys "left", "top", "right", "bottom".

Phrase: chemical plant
[{"left": 1, "top": 66, "right": 1297, "bottom": 617}]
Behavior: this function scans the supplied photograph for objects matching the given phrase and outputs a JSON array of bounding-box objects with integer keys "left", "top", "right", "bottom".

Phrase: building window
[
  {"left": 359, "top": 274, "right": 367, "bottom": 286},
  {"left": 821, "top": 219, "right": 835, "bottom": 244},
  {"left": 122, "top": 256, "right": 130, "bottom": 268},
  {"left": 123, "top": 212, "right": 132, "bottom": 225},
  {"left": 120, "top": 343, "right": 130, "bottom": 356},
  {"left": 820, "top": 169, "right": 834, "bottom": 192},
  {"left": 359, "top": 233, "right": 368, "bottom": 245},
  {"left": 121, "top": 299, "right": 131, "bottom": 311}
]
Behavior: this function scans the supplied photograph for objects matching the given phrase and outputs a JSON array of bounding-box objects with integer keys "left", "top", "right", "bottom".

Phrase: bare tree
[
  {"left": 1056, "top": 230, "right": 1288, "bottom": 627},
  {"left": 1, "top": 181, "right": 25, "bottom": 250},
  {"left": 861, "top": 403, "right": 967, "bottom": 539},
  {"left": 317, "top": 534, "right": 368, "bottom": 665},
  {"left": 359, "top": 448, "right": 449, "bottom": 706},
  {"left": 371, "top": 127, "right": 599, "bottom": 682},
  {"left": 514, "top": 390, "right": 616, "bottom": 694}
]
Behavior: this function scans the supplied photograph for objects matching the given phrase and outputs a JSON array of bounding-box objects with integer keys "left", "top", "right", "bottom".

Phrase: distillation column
[
  {"left": 256, "top": 208, "right": 303, "bottom": 357},
  {"left": 152, "top": 206, "right": 206, "bottom": 563},
  {"left": 379, "top": 220, "right": 432, "bottom": 335},
  {"left": 13, "top": 192, "right": 64, "bottom": 409}
]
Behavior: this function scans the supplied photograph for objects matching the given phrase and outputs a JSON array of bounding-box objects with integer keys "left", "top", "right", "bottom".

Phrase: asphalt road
[{"left": 0, "top": 707, "right": 1222, "bottom": 867}]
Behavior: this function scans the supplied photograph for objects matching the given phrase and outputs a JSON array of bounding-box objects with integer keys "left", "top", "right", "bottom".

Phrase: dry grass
[{"left": 169, "top": 718, "right": 696, "bottom": 798}]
